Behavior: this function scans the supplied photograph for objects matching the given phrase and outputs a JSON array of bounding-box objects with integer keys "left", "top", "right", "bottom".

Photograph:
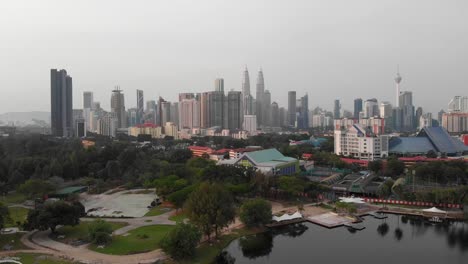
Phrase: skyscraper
[
  {"left": 83, "top": 92, "right": 93, "bottom": 109},
  {"left": 263, "top": 90, "right": 271, "bottom": 126},
  {"left": 227, "top": 90, "right": 242, "bottom": 130},
  {"left": 354, "top": 98, "right": 363, "bottom": 119},
  {"left": 399, "top": 91, "right": 415, "bottom": 131},
  {"left": 364, "top": 98, "right": 379, "bottom": 118},
  {"left": 395, "top": 69, "right": 402, "bottom": 108},
  {"left": 136, "top": 89, "right": 144, "bottom": 124},
  {"left": 51, "top": 69, "right": 73, "bottom": 137},
  {"left": 270, "top": 102, "right": 280, "bottom": 127},
  {"left": 288, "top": 91, "right": 297, "bottom": 126},
  {"left": 179, "top": 98, "right": 200, "bottom": 129},
  {"left": 242, "top": 66, "right": 253, "bottom": 115},
  {"left": 255, "top": 69, "right": 265, "bottom": 126},
  {"left": 111, "top": 87, "right": 127, "bottom": 128},
  {"left": 297, "top": 94, "right": 309, "bottom": 129},
  {"left": 333, "top": 99, "right": 341, "bottom": 119},
  {"left": 214, "top": 78, "right": 224, "bottom": 94}
]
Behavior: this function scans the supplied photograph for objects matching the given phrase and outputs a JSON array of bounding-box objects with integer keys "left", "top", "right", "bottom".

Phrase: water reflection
[{"left": 221, "top": 215, "right": 468, "bottom": 264}]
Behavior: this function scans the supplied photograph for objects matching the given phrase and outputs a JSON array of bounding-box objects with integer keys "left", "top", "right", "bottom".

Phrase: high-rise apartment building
[
  {"left": 51, "top": 69, "right": 73, "bottom": 137},
  {"left": 448, "top": 96, "right": 468, "bottom": 113},
  {"left": 179, "top": 98, "right": 200, "bottom": 129},
  {"left": 111, "top": 87, "right": 127, "bottom": 128},
  {"left": 214, "top": 78, "right": 224, "bottom": 94}
]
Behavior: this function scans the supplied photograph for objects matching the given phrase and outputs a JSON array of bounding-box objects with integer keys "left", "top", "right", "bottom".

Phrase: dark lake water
[{"left": 220, "top": 214, "right": 468, "bottom": 264}]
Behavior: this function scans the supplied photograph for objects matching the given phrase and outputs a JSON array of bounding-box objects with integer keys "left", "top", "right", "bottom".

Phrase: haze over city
[{"left": 1, "top": 0, "right": 468, "bottom": 114}]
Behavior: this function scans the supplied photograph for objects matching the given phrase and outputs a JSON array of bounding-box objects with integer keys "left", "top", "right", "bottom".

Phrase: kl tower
[{"left": 394, "top": 67, "right": 402, "bottom": 107}]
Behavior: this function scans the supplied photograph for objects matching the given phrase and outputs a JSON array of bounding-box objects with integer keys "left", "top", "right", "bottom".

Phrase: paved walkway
[{"left": 1, "top": 210, "right": 176, "bottom": 264}]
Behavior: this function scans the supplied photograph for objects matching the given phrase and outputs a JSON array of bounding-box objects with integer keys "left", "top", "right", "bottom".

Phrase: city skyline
[{"left": 1, "top": 0, "right": 468, "bottom": 115}]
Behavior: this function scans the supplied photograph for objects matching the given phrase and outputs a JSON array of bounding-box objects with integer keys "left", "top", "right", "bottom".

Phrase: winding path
[{"left": 1, "top": 211, "right": 176, "bottom": 264}]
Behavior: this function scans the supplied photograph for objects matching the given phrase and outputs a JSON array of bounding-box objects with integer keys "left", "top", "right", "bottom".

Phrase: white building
[
  {"left": 243, "top": 115, "right": 257, "bottom": 135},
  {"left": 448, "top": 96, "right": 468, "bottom": 113},
  {"left": 334, "top": 124, "right": 389, "bottom": 161}
]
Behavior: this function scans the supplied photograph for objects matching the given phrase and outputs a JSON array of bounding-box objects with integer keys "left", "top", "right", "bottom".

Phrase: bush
[
  {"left": 88, "top": 219, "right": 113, "bottom": 245},
  {"left": 161, "top": 223, "right": 201, "bottom": 260},
  {"left": 239, "top": 198, "right": 272, "bottom": 228}
]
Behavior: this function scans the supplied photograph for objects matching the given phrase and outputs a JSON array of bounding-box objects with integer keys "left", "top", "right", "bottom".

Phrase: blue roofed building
[
  {"left": 218, "top": 148, "right": 299, "bottom": 175},
  {"left": 389, "top": 127, "right": 468, "bottom": 156}
]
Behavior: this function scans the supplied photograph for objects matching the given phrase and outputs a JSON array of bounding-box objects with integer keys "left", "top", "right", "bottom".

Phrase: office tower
[
  {"left": 399, "top": 91, "right": 415, "bottom": 131},
  {"left": 170, "top": 102, "right": 179, "bottom": 125},
  {"left": 214, "top": 79, "right": 224, "bottom": 94},
  {"left": 263, "top": 90, "right": 271, "bottom": 126},
  {"left": 448, "top": 96, "right": 468, "bottom": 113},
  {"left": 395, "top": 69, "right": 402, "bottom": 107},
  {"left": 279, "top": 107, "right": 287, "bottom": 127},
  {"left": 271, "top": 102, "right": 279, "bottom": 127},
  {"left": 227, "top": 91, "right": 242, "bottom": 130},
  {"left": 127, "top": 108, "right": 138, "bottom": 127},
  {"left": 145, "top": 100, "right": 157, "bottom": 124},
  {"left": 242, "top": 66, "right": 253, "bottom": 115},
  {"left": 297, "top": 94, "right": 309, "bottom": 129},
  {"left": 111, "top": 87, "right": 127, "bottom": 128},
  {"left": 255, "top": 69, "right": 265, "bottom": 126},
  {"left": 179, "top": 98, "right": 200, "bottom": 129},
  {"left": 160, "top": 101, "right": 171, "bottom": 126},
  {"left": 354, "top": 98, "right": 363, "bottom": 119},
  {"left": 51, "top": 69, "right": 73, "bottom": 137},
  {"left": 379, "top": 102, "right": 393, "bottom": 118},
  {"left": 75, "top": 118, "right": 86, "bottom": 137},
  {"left": 136, "top": 90, "right": 144, "bottom": 124},
  {"left": 157, "top": 97, "right": 167, "bottom": 126},
  {"left": 92, "top": 102, "right": 101, "bottom": 110},
  {"left": 333, "top": 99, "right": 341, "bottom": 119},
  {"left": 288, "top": 91, "right": 297, "bottom": 126},
  {"left": 83, "top": 92, "right": 93, "bottom": 109},
  {"left": 364, "top": 98, "right": 379, "bottom": 118}
]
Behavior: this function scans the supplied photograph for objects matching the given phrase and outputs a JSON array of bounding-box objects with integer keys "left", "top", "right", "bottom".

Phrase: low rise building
[{"left": 334, "top": 124, "right": 389, "bottom": 161}]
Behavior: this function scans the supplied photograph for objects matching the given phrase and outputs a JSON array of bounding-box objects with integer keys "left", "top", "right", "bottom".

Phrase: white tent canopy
[
  {"left": 422, "top": 207, "right": 447, "bottom": 214},
  {"left": 272, "top": 211, "right": 303, "bottom": 222},
  {"left": 339, "top": 197, "right": 366, "bottom": 204}
]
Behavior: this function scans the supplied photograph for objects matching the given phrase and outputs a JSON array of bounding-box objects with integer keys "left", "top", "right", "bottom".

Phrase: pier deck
[{"left": 307, "top": 212, "right": 355, "bottom": 228}]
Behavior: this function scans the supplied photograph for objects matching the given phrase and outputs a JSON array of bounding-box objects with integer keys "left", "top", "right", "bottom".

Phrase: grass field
[
  {"left": 144, "top": 206, "right": 171, "bottom": 216},
  {"left": 0, "top": 232, "right": 30, "bottom": 251},
  {"left": 10, "top": 253, "right": 77, "bottom": 264},
  {"left": 90, "top": 225, "right": 175, "bottom": 255},
  {"left": 168, "top": 212, "right": 188, "bottom": 223},
  {"left": 5, "top": 206, "right": 30, "bottom": 227},
  {"left": 55, "top": 221, "right": 127, "bottom": 244},
  {"left": 1, "top": 192, "right": 27, "bottom": 205}
]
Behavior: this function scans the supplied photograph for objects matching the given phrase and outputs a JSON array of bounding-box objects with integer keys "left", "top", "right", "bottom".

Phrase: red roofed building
[{"left": 188, "top": 146, "right": 213, "bottom": 158}]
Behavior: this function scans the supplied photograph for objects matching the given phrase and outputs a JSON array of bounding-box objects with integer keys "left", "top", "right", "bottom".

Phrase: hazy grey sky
[{"left": 1, "top": 0, "right": 467, "bottom": 114}]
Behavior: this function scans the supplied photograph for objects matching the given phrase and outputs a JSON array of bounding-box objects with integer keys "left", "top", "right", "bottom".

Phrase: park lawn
[
  {"left": 0, "top": 232, "right": 30, "bottom": 250},
  {"left": 6, "top": 206, "right": 30, "bottom": 227},
  {"left": 12, "top": 253, "right": 77, "bottom": 264},
  {"left": 55, "top": 221, "right": 127, "bottom": 243},
  {"left": 179, "top": 228, "right": 256, "bottom": 264},
  {"left": 169, "top": 212, "right": 188, "bottom": 223},
  {"left": 1, "top": 192, "right": 27, "bottom": 205},
  {"left": 144, "top": 206, "right": 171, "bottom": 216},
  {"left": 90, "top": 225, "right": 175, "bottom": 255}
]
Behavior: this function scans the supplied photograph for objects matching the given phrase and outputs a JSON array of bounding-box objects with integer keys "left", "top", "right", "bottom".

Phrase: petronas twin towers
[{"left": 241, "top": 66, "right": 270, "bottom": 127}]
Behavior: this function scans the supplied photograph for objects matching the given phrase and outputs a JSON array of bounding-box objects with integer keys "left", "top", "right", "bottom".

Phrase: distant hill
[{"left": 0, "top": 111, "right": 50, "bottom": 126}]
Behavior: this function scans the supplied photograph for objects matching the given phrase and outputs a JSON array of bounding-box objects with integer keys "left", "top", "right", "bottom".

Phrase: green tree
[
  {"left": 368, "top": 160, "right": 382, "bottom": 173},
  {"left": 161, "top": 223, "right": 201, "bottom": 259},
  {"left": 277, "top": 176, "right": 305, "bottom": 198},
  {"left": 239, "top": 198, "right": 272, "bottom": 228},
  {"left": 25, "top": 201, "right": 85, "bottom": 233},
  {"left": 0, "top": 202, "right": 9, "bottom": 229},
  {"left": 167, "top": 185, "right": 197, "bottom": 210},
  {"left": 184, "top": 182, "right": 236, "bottom": 239},
  {"left": 88, "top": 219, "right": 113, "bottom": 245},
  {"left": 385, "top": 157, "right": 405, "bottom": 177},
  {"left": 18, "top": 179, "right": 56, "bottom": 199}
]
